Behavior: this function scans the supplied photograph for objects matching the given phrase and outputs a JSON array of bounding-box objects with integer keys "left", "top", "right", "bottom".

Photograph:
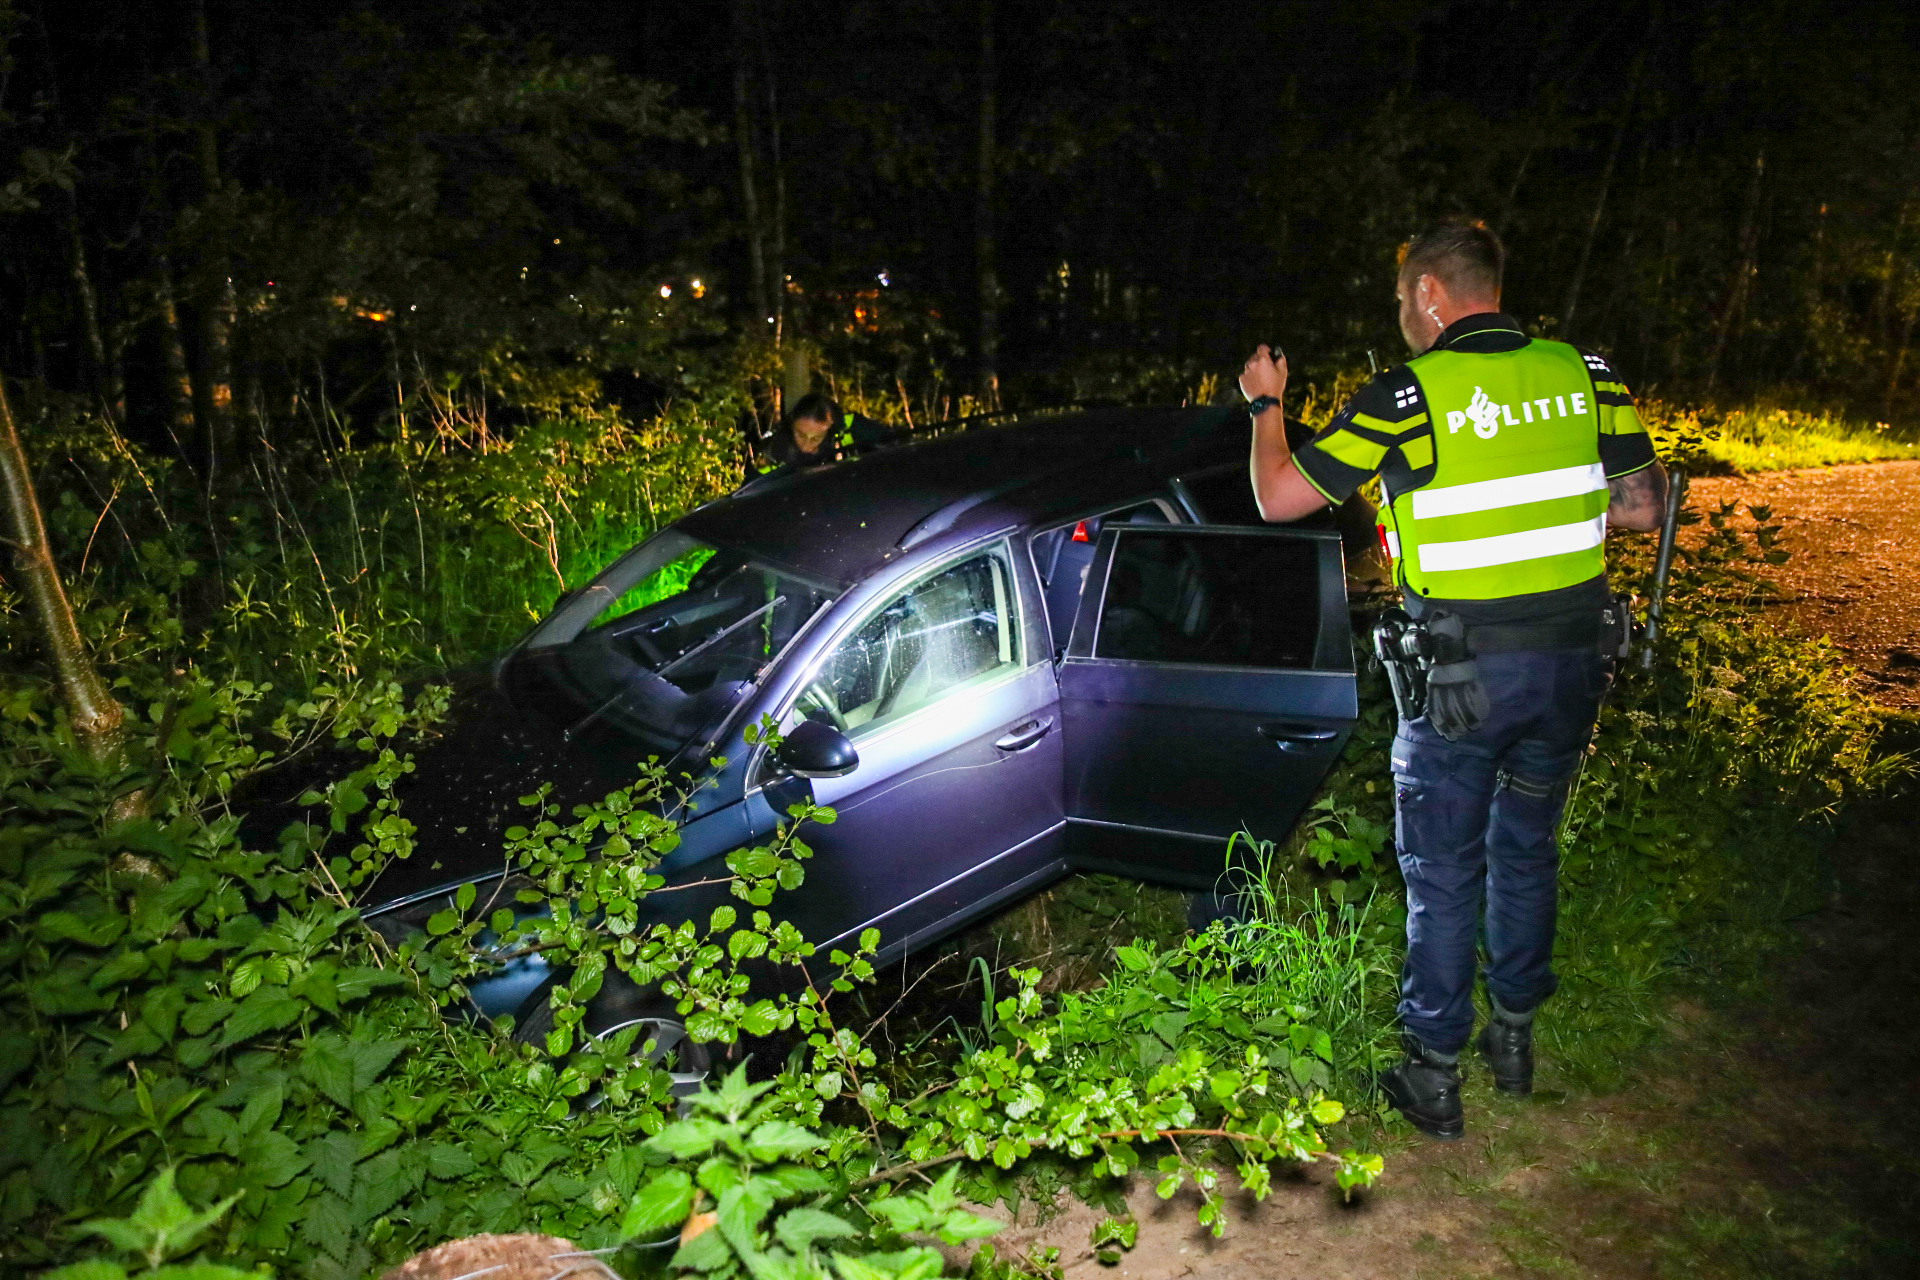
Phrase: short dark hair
[
  {"left": 789, "top": 391, "right": 837, "bottom": 424},
  {"left": 1398, "top": 218, "right": 1505, "bottom": 300}
]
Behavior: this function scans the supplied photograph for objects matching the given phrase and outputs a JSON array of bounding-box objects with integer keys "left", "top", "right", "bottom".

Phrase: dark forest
[{"left": 12, "top": 0, "right": 1920, "bottom": 459}]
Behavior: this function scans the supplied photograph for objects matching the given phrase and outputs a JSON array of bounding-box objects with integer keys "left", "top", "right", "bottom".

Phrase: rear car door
[{"left": 1059, "top": 525, "right": 1357, "bottom": 888}]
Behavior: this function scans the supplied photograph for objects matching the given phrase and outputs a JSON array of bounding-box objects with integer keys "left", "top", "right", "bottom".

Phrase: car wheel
[{"left": 513, "top": 978, "right": 713, "bottom": 1113}]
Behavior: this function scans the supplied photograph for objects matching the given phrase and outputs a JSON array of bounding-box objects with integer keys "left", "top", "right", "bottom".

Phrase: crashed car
[{"left": 365, "top": 405, "right": 1374, "bottom": 1081}]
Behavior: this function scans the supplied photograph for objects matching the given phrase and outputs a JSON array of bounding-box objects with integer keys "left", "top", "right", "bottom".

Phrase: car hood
[{"left": 358, "top": 679, "right": 667, "bottom": 909}]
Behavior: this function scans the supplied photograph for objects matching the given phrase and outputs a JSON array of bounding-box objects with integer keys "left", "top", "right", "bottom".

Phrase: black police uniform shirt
[{"left": 761, "top": 412, "right": 889, "bottom": 468}]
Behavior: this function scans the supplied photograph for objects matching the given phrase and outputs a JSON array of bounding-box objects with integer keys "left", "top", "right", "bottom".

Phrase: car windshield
[{"left": 515, "top": 530, "right": 837, "bottom": 755}]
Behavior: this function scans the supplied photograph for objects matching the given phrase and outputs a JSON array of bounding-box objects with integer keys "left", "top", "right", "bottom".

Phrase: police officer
[
  {"left": 759, "top": 392, "right": 889, "bottom": 470},
  {"left": 1236, "top": 218, "right": 1667, "bottom": 1139}
]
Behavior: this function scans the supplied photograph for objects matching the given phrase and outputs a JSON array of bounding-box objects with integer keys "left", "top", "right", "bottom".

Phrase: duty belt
[
  {"left": 1373, "top": 595, "right": 1633, "bottom": 726},
  {"left": 1465, "top": 615, "right": 1604, "bottom": 654}
]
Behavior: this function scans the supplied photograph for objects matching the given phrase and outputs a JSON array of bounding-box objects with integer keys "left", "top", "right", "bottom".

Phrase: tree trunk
[
  {"left": 155, "top": 249, "right": 200, "bottom": 457},
  {"left": 1169, "top": 36, "right": 1233, "bottom": 354},
  {"left": 975, "top": 0, "right": 1000, "bottom": 407},
  {"left": 189, "top": 0, "right": 236, "bottom": 480},
  {"left": 1495, "top": 145, "right": 1534, "bottom": 239},
  {"left": 29, "top": 0, "right": 126, "bottom": 428},
  {"left": 1884, "top": 271, "right": 1917, "bottom": 421},
  {"left": 1793, "top": 200, "right": 1828, "bottom": 379},
  {"left": 1594, "top": 130, "right": 1653, "bottom": 347},
  {"left": 759, "top": 18, "right": 787, "bottom": 342},
  {"left": 62, "top": 191, "right": 123, "bottom": 428},
  {"left": 0, "top": 374, "right": 129, "bottom": 772},
  {"left": 1562, "top": 54, "right": 1643, "bottom": 339},
  {"left": 1705, "top": 150, "right": 1766, "bottom": 395},
  {"left": 731, "top": 0, "right": 769, "bottom": 331}
]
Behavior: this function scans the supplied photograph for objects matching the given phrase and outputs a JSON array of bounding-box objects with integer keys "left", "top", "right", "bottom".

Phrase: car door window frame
[
  {"left": 1025, "top": 496, "right": 1184, "bottom": 659},
  {"left": 752, "top": 538, "right": 1032, "bottom": 784},
  {"left": 1065, "top": 525, "right": 1352, "bottom": 674}
]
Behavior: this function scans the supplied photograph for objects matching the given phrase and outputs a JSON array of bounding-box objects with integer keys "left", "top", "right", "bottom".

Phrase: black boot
[
  {"left": 1379, "top": 1031, "right": 1464, "bottom": 1140},
  {"left": 1476, "top": 1005, "right": 1534, "bottom": 1096}
]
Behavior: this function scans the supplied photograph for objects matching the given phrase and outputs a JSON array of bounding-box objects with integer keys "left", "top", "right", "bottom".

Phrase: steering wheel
[{"left": 800, "top": 680, "right": 849, "bottom": 732}]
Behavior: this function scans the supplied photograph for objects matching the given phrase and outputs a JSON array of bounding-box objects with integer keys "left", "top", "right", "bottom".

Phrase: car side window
[
  {"left": 1029, "top": 499, "right": 1175, "bottom": 657},
  {"left": 1095, "top": 531, "right": 1321, "bottom": 669},
  {"left": 794, "top": 544, "right": 1022, "bottom": 739}
]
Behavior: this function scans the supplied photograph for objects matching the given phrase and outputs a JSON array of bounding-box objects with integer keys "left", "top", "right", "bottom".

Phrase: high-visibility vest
[{"left": 1384, "top": 337, "right": 1608, "bottom": 600}]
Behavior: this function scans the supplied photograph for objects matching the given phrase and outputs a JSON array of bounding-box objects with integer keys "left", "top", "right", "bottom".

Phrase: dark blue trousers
[{"left": 1390, "top": 648, "right": 1611, "bottom": 1055}]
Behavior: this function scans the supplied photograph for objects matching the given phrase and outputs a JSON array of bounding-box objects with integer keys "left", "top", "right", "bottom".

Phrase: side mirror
[{"left": 777, "top": 720, "right": 859, "bottom": 779}]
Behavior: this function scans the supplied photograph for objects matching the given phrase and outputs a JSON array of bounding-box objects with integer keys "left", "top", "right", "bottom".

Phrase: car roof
[{"left": 677, "top": 404, "right": 1243, "bottom": 585}]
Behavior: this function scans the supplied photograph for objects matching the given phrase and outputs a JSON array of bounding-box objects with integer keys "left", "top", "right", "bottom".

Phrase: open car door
[{"left": 1059, "top": 526, "right": 1357, "bottom": 888}]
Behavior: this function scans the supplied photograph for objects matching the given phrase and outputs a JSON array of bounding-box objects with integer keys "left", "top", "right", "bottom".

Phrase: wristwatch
[{"left": 1247, "top": 395, "right": 1283, "bottom": 417}]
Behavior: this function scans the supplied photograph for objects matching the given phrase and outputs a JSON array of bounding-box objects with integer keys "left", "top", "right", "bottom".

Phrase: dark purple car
[{"left": 366, "top": 405, "right": 1372, "bottom": 1084}]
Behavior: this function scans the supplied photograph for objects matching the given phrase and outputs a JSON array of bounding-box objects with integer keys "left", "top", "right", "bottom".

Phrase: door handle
[
  {"left": 1258, "top": 722, "right": 1339, "bottom": 750},
  {"left": 994, "top": 716, "right": 1054, "bottom": 752}
]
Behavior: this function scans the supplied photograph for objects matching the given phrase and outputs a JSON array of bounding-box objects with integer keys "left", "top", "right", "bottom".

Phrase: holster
[
  {"left": 1600, "top": 592, "right": 1635, "bottom": 661},
  {"left": 1371, "top": 608, "right": 1430, "bottom": 724}
]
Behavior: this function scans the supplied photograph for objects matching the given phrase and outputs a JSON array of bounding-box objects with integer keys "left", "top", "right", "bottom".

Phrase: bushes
[{"left": 0, "top": 621, "right": 1374, "bottom": 1280}]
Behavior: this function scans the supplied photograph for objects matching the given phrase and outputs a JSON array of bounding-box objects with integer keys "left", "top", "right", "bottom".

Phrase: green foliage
[
  {"left": 1643, "top": 399, "right": 1920, "bottom": 473},
  {"left": 613, "top": 1067, "right": 996, "bottom": 1280},
  {"left": 0, "top": 604, "right": 1365, "bottom": 1280}
]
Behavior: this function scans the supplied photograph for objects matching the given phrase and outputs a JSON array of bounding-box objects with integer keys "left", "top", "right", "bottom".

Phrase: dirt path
[
  {"left": 1686, "top": 459, "right": 1920, "bottom": 706},
  {"left": 983, "top": 462, "right": 1920, "bottom": 1279}
]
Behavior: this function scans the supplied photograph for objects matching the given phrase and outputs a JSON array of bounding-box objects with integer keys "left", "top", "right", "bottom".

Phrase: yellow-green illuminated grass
[{"left": 1644, "top": 400, "right": 1920, "bottom": 472}]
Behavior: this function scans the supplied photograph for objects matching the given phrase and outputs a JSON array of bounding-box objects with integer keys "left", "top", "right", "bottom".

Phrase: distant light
[
  {"left": 553, "top": 238, "right": 562, "bottom": 245},
  {"left": 877, "top": 269, "right": 890, "bottom": 287},
  {"left": 690, "top": 278, "right": 706, "bottom": 298},
  {"left": 766, "top": 315, "right": 775, "bottom": 323},
  {"left": 659, "top": 284, "right": 673, "bottom": 298}
]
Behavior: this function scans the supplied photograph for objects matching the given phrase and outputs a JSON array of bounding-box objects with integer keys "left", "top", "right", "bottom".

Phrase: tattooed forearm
[{"left": 1607, "top": 463, "right": 1669, "bottom": 532}]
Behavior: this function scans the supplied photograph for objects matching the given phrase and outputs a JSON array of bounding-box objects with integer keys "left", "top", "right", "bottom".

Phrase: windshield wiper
[
  {"left": 563, "top": 596, "right": 789, "bottom": 744},
  {"left": 563, "top": 687, "right": 631, "bottom": 744},
  {"left": 659, "top": 595, "right": 788, "bottom": 680}
]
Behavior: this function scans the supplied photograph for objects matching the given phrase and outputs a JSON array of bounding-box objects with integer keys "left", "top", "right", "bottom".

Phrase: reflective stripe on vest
[{"left": 1388, "top": 337, "right": 1607, "bottom": 600}]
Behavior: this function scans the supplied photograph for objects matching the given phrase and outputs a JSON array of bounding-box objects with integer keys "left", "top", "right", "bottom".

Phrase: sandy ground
[{"left": 1685, "top": 459, "right": 1920, "bottom": 706}]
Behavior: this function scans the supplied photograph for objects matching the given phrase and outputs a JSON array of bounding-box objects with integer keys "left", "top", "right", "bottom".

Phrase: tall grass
[
  {"left": 18, "top": 377, "right": 748, "bottom": 698},
  {"left": 1643, "top": 399, "right": 1920, "bottom": 472}
]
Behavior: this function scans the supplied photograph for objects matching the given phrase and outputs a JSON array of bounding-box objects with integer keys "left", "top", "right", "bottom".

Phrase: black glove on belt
[{"left": 1424, "top": 613, "right": 1488, "bottom": 741}]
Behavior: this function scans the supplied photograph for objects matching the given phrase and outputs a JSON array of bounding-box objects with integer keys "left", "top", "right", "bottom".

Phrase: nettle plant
[
  {"left": 6, "top": 660, "right": 1378, "bottom": 1280},
  {"left": 386, "top": 715, "right": 1384, "bottom": 1248}
]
